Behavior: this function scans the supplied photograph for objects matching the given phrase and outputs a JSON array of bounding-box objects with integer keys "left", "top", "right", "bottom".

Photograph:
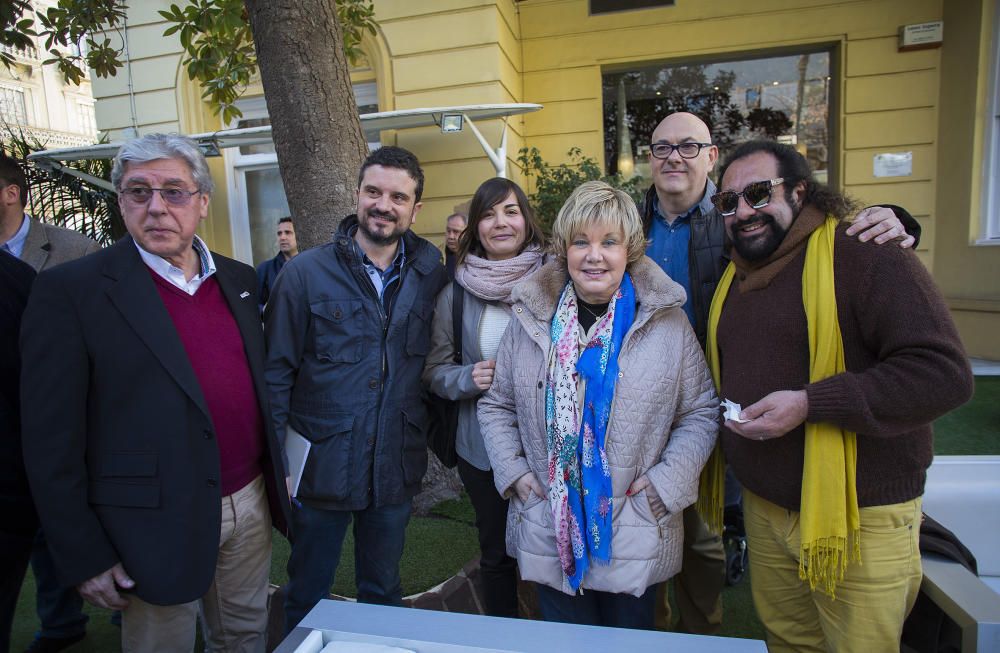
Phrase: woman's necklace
[{"left": 578, "top": 300, "right": 609, "bottom": 321}]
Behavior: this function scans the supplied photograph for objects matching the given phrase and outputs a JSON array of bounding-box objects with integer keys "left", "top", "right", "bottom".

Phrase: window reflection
[
  {"left": 245, "top": 167, "right": 291, "bottom": 266},
  {"left": 603, "top": 50, "right": 832, "bottom": 184}
]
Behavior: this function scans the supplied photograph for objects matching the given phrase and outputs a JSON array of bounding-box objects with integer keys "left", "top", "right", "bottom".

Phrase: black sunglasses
[{"left": 711, "top": 178, "right": 784, "bottom": 216}]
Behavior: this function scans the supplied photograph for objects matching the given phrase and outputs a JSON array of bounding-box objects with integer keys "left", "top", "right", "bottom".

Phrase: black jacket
[
  {"left": 264, "top": 217, "right": 447, "bottom": 511},
  {"left": 256, "top": 251, "right": 288, "bottom": 310},
  {"left": 20, "top": 238, "right": 291, "bottom": 604},
  {"left": 1, "top": 252, "right": 36, "bottom": 537},
  {"left": 641, "top": 184, "right": 727, "bottom": 347}
]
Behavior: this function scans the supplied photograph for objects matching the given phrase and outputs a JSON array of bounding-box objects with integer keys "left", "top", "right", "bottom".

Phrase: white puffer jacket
[{"left": 478, "top": 256, "right": 719, "bottom": 597}]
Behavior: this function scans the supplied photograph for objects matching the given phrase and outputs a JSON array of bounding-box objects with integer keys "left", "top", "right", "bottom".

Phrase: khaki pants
[
  {"left": 654, "top": 505, "right": 725, "bottom": 634},
  {"left": 122, "top": 475, "right": 272, "bottom": 653},
  {"left": 743, "top": 488, "right": 922, "bottom": 653}
]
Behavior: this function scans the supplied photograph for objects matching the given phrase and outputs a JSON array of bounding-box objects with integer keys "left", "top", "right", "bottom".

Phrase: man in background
[
  {"left": 256, "top": 216, "right": 299, "bottom": 310},
  {"left": 443, "top": 212, "right": 466, "bottom": 279},
  {"left": 0, "top": 251, "right": 36, "bottom": 653}
]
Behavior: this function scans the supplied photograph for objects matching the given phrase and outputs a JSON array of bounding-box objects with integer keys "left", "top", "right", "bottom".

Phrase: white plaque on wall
[{"left": 873, "top": 152, "right": 913, "bottom": 178}]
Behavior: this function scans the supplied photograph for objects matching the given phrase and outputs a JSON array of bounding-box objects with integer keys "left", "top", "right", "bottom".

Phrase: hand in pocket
[{"left": 628, "top": 474, "right": 667, "bottom": 520}]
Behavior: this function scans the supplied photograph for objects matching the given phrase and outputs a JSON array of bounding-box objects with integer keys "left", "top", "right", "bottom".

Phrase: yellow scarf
[{"left": 699, "top": 215, "right": 861, "bottom": 596}]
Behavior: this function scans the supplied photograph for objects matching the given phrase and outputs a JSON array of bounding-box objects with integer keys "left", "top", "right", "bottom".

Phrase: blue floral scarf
[{"left": 545, "top": 273, "right": 636, "bottom": 590}]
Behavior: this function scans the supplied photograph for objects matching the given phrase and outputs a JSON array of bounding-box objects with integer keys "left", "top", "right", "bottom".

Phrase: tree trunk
[{"left": 244, "top": 0, "right": 368, "bottom": 250}]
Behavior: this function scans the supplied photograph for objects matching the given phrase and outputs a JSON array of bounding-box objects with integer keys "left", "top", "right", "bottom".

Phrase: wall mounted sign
[
  {"left": 874, "top": 152, "right": 913, "bottom": 178},
  {"left": 899, "top": 21, "right": 944, "bottom": 52}
]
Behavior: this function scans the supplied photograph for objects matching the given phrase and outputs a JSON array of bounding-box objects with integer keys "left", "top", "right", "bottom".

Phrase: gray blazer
[
  {"left": 422, "top": 282, "right": 508, "bottom": 471},
  {"left": 21, "top": 215, "right": 101, "bottom": 272}
]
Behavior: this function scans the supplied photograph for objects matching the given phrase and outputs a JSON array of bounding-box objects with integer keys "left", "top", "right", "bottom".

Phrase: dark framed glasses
[
  {"left": 649, "top": 142, "right": 713, "bottom": 159},
  {"left": 119, "top": 187, "right": 201, "bottom": 206},
  {"left": 710, "top": 178, "right": 784, "bottom": 216}
]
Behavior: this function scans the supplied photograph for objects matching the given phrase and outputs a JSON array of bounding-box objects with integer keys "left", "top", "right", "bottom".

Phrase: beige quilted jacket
[{"left": 478, "top": 256, "right": 719, "bottom": 597}]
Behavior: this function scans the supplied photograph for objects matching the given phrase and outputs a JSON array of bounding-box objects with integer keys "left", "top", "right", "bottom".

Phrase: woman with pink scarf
[{"left": 422, "top": 177, "right": 547, "bottom": 617}]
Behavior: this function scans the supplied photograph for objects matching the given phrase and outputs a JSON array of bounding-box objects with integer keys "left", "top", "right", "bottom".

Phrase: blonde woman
[{"left": 478, "top": 181, "right": 718, "bottom": 628}]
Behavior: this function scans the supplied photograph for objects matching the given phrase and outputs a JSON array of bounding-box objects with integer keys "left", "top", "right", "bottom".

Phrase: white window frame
[
  {"left": 76, "top": 99, "right": 96, "bottom": 136},
  {"left": 224, "top": 96, "right": 281, "bottom": 264},
  {"left": 224, "top": 84, "right": 380, "bottom": 262},
  {"left": 980, "top": 0, "right": 1000, "bottom": 245},
  {"left": 0, "top": 84, "right": 28, "bottom": 125}
]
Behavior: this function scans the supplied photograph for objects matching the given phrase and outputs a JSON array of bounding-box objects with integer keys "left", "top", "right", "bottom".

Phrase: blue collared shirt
[
  {"left": 2, "top": 214, "right": 30, "bottom": 259},
  {"left": 135, "top": 235, "right": 217, "bottom": 295},
  {"left": 350, "top": 225, "right": 407, "bottom": 312},
  {"left": 645, "top": 181, "right": 717, "bottom": 327}
]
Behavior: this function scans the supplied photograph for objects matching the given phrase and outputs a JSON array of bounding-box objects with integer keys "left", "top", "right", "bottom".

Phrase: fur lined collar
[{"left": 511, "top": 255, "right": 686, "bottom": 324}]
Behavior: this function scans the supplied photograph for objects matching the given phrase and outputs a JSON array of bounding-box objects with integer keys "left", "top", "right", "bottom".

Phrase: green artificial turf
[
  {"left": 267, "top": 499, "right": 480, "bottom": 597},
  {"left": 933, "top": 376, "right": 1000, "bottom": 455},
  {"left": 10, "top": 376, "right": 998, "bottom": 650}
]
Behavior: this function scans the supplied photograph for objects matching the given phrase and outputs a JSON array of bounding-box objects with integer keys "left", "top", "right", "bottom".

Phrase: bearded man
[
  {"left": 706, "top": 140, "right": 972, "bottom": 652},
  {"left": 264, "top": 146, "right": 447, "bottom": 631}
]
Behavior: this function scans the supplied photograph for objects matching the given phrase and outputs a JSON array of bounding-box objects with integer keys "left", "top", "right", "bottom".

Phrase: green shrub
[{"left": 517, "top": 146, "right": 646, "bottom": 233}]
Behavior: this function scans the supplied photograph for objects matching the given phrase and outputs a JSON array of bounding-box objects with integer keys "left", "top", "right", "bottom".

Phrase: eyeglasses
[
  {"left": 710, "top": 178, "right": 785, "bottom": 216},
  {"left": 649, "top": 142, "right": 713, "bottom": 159},
  {"left": 119, "top": 187, "right": 201, "bottom": 206}
]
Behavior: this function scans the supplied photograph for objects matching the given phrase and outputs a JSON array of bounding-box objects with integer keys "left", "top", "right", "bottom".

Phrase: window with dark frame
[{"left": 602, "top": 49, "right": 833, "bottom": 185}]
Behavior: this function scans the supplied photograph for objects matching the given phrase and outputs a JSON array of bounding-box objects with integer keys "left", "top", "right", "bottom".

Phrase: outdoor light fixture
[{"left": 441, "top": 113, "right": 464, "bottom": 133}]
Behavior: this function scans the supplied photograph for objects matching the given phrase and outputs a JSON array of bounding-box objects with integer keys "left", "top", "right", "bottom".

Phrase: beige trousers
[{"left": 122, "top": 475, "right": 273, "bottom": 653}]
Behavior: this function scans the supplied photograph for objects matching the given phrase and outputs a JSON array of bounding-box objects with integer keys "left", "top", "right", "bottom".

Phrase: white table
[{"left": 273, "top": 600, "right": 767, "bottom": 653}]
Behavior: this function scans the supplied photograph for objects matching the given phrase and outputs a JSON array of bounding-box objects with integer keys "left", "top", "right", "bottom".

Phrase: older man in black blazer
[{"left": 20, "top": 134, "right": 290, "bottom": 653}]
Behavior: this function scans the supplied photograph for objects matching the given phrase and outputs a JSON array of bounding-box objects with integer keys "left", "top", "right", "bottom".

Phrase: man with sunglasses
[
  {"left": 710, "top": 140, "right": 971, "bottom": 652},
  {"left": 20, "top": 134, "right": 291, "bottom": 653},
  {"left": 641, "top": 111, "right": 920, "bottom": 635}
]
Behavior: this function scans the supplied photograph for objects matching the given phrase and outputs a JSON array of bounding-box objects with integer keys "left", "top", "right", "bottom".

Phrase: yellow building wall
[
  {"left": 518, "top": 0, "right": 943, "bottom": 265},
  {"left": 90, "top": 0, "right": 234, "bottom": 256},
  {"left": 376, "top": 0, "right": 528, "bottom": 245},
  {"left": 931, "top": 0, "right": 1000, "bottom": 359}
]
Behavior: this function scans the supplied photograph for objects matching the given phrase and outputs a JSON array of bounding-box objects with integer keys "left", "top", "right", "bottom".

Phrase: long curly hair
[{"left": 718, "top": 140, "right": 858, "bottom": 219}]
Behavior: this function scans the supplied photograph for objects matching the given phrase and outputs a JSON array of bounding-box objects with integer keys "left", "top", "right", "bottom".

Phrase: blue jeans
[
  {"left": 31, "top": 529, "right": 87, "bottom": 639},
  {"left": 535, "top": 582, "right": 658, "bottom": 630},
  {"left": 284, "top": 500, "right": 411, "bottom": 633}
]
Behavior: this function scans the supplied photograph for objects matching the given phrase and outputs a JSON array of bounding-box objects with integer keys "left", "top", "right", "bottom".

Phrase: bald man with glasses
[{"left": 640, "top": 111, "right": 920, "bottom": 635}]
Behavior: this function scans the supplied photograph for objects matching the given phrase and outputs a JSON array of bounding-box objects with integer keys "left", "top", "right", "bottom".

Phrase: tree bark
[{"left": 244, "top": 0, "right": 368, "bottom": 250}]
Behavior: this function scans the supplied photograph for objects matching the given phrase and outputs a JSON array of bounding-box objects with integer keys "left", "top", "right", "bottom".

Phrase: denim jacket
[{"left": 265, "top": 215, "right": 447, "bottom": 510}]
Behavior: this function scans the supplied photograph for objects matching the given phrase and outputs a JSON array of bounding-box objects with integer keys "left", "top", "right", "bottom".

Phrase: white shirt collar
[{"left": 135, "top": 235, "right": 217, "bottom": 295}]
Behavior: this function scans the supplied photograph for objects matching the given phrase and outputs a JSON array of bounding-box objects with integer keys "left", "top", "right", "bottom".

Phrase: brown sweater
[{"left": 717, "top": 206, "right": 973, "bottom": 511}]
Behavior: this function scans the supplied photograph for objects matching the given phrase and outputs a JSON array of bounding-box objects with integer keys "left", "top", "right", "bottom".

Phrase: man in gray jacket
[{"left": 265, "top": 146, "right": 447, "bottom": 632}]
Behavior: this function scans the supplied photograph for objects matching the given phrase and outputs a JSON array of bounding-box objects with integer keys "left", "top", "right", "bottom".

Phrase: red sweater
[
  {"left": 151, "top": 270, "right": 264, "bottom": 496},
  {"left": 717, "top": 207, "right": 973, "bottom": 511}
]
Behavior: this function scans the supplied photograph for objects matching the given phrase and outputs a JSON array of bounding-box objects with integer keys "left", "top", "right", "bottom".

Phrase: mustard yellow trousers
[{"left": 743, "top": 488, "right": 922, "bottom": 653}]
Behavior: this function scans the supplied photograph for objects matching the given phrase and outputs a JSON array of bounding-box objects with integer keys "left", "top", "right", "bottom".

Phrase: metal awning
[{"left": 27, "top": 103, "right": 543, "bottom": 190}]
